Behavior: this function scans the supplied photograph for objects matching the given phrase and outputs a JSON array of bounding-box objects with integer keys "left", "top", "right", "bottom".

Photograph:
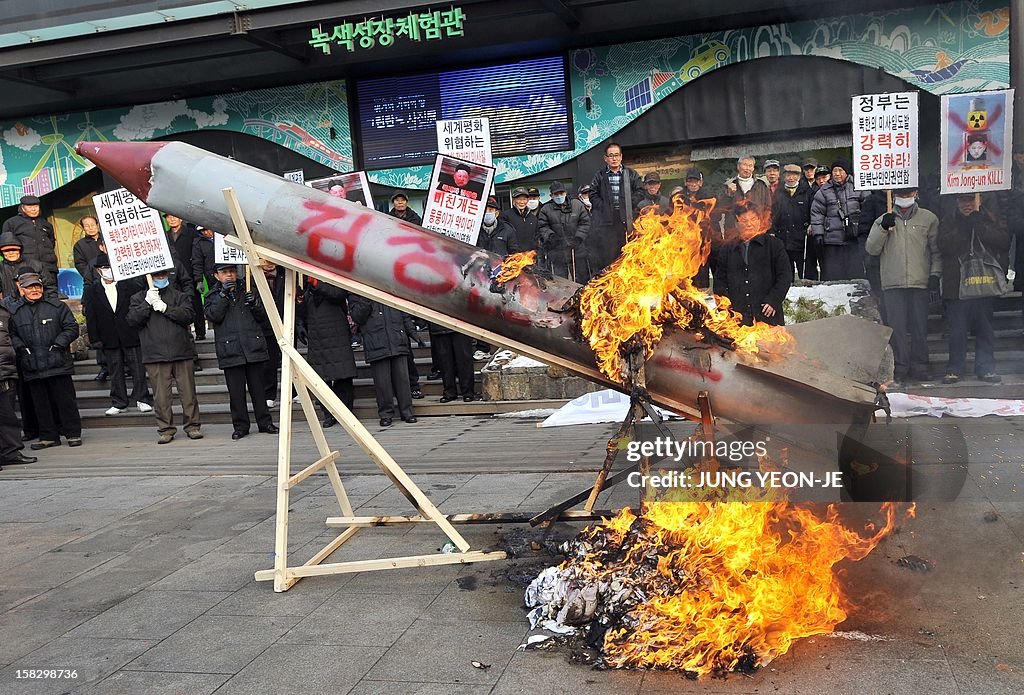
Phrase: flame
[
  {"left": 577, "top": 202, "right": 793, "bottom": 382},
  {"left": 494, "top": 250, "right": 537, "bottom": 283},
  {"left": 564, "top": 500, "right": 910, "bottom": 677}
]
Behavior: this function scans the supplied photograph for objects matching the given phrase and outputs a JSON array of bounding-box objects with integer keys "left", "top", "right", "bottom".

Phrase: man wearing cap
[
  {"left": 720, "top": 155, "right": 771, "bottom": 241},
  {"left": 538, "top": 181, "right": 591, "bottom": 282},
  {"left": 866, "top": 187, "right": 941, "bottom": 385},
  {"left": 635, "top": 171, "right": 671, "bottom": 216},
  {"left": 477, "top": 196, "right": 520, "bottom": 256},
  {"left": 763, "top": 160, "right": 782, "bottom": 198},
  {"left": 589, "top": 142, "right": 644, "bottom": 270},
  {"left": 388, "top": 192, "right": 422, "bottom": 226},
  {"left": 2, "top": 195, "right": 58, "bottom": 287},
  {"left": 127, "top": 268, "right": 202, "bottom": 443},
  {"left": 164, "top": 214, "right": 204, "bottom": 341},
  {"left": 8, "top": 272, "right": 82, "bottom": 449},
  {"left": 0, "top": 299, "right": 36, "bottom": 468},
  {"left": 82, "top": 254, "right": 152, "bottom": 416},
  {"left": 810, "top": 158, "right": 867, "bottom": 281},
  {"left": 577, "top": 184, "right": 593, "bottom": 212},
  {"left": 771, "top": 164, "right": 813, "bottom": 279},
  {"left": 0, "top": 233, "right": 29, "bottom": 302},
  {"left": 500, "top": 187, "right": 540, "bottom": 251},
  {"left": 802, "top": 158, "right": 818, "bottom": 186},
  {"left": 205, "top": 264, "right": 278, "bottom": 440}
]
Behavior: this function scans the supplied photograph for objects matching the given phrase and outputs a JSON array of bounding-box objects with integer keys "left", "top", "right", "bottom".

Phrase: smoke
[{"left": 114, "top": 98, "right": 229, "bottom": 140}]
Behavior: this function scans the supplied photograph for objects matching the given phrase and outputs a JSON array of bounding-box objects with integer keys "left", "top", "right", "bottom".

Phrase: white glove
[
  {"left": 152, "top": 299, "right": 168, "bottom": 313},
  {"left": 145, "top": 288, "right": 161, "bottom": 306}
]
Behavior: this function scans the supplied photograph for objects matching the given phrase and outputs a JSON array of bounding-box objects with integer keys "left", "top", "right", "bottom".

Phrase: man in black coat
[
  {"left": 165, "top": 214, "right": 205, "bottom": 340},
  {"left": 191, "top": 226, "right": 217, "bottom": 295},
  {"left": 388, "top": 192, "right": 422, "bottom": 226},
  {"left": 8, "top": 272, "right": 82, "bottom": 449},
  {"left": 499, "top": 187, "right": 540, "bottom": 252},
  {"left": 771, "top": 164, "right": 813, "bottom": 279},
  {"left": 73, "top": 214, "right": 103, "bottom": 289},
  {"left": 589, "top": 142, "right": 644, "bottom": 271},
  {"left": 0, "top": 302, "right": 36, "bottom": 468},
  {"left": 205, "top": 264, "right": 277, "bottom": 440},
  {"left": 0, "top": 233, "right": 56, "bottom": 301},
  {"left": 2, "top": 195, "right": 58, "bottom": 288},
  {"left": 714, "top": 201, "right": 793, "bottom": 326},
  {"left": 349, "top": 296, "right": 418, "bottom": 427},
  {"left": 83, "top": 254, "right": 152, "bottom": 416},
  {"left": 635, "top": 171, "right": 671, "bottom": 216},
  {"left": 477, "top": 196, "right": 521, "bottom": 256},
  {"left": 127, "top": 268, "right": 202, "bottom": 444},
  {"left": 538, "top": 181, "right": 591, "bottom": 282},
  {"left": 299, "top": 277, "right": 357, "bottom": 428}
]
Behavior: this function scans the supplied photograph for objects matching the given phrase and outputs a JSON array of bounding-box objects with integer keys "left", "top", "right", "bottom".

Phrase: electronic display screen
[{"left": 356, "top": 56, "right": 572, "bottom": 168}]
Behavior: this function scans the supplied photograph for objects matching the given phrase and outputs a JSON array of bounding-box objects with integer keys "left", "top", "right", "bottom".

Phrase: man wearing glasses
[{"left": 588, "top": 142, "right": 643, "bottom": 271}]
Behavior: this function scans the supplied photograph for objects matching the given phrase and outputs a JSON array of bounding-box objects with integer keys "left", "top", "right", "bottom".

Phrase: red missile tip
[{"left": 76, "top": 141, "right": 168, "bottom": 202}]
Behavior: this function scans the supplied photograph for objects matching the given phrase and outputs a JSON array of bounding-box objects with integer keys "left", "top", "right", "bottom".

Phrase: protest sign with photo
[
  {"left": 421, "top": 154, "right": 495, "bottom": 245},
  {"left": 940, "top": 89, "right": 1014, "bottom": 194},
  {"left": 307, "top": 171, "right": 373, "bottom": 207},
  {"left": 214, "top": 232, "right": 248, "bottom": 265},
  {"left": 851, "top": 92, "right": 918, "bottom": 190},
  {"left": 436, "top": 117, "right": 492, "bottom": 166},
  {"left": 92, "top": 188, "right": 174, "bottom": 282}
]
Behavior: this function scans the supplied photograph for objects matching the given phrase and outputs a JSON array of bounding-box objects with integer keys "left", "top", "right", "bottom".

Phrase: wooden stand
[{"left": 219, "top": 189, "right": 506, "bottom": 592}]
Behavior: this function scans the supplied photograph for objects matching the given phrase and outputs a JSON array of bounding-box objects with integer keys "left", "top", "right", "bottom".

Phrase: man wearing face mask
[
  {"left": 127, "top": 268, "right": 202, "bottom": 443},
  {"left": 477, "top": 196, "right": 520, "bottom": 256},
  {"left": 577, "top": 184, "right": 593, "bottom": 212},
  {"left": 82, "top": 255, "right": 152, "bottom": 416},
  {"left": 866, "top": 187, "right": 941, "bottom": 386},
  {"left": 771, "top": 164, "right": 812, "bottom": 279},
  {"left": 538, "top": 181, "right": 591, "bottom": 282},
  {"left": 499, "top": 187, "right": 540, "bottom": 251}
]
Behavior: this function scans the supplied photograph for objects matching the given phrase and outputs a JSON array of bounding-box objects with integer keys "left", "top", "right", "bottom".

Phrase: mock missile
[{"left": 75, "top": 140, "right": 889, "bottom": 427}]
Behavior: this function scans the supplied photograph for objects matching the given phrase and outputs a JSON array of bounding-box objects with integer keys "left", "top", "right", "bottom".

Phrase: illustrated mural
[
  {"left": 0, "top": 81, "right": 352, "bottom": 206},
  {"left": 368, "top": 0, "right": 1010, "bottom": 189}
]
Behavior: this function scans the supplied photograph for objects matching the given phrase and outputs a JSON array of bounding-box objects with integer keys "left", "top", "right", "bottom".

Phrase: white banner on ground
[
  {"left": 851, "top": 92, "right": 918, "bottom": 190},
  {"left": 540, "top": 389, "right": 679, "bottom": 428},
  {"left": 940, "top": 88, "right": 1014, "bottom": 194},
  {"left": 436, "top": 117, "right": 492, "bottom": 166},
  {"left": 92, "top": 188, "right": 174, "bottom": 282},
  {"left": 422, "top": 154, "right": 495, "bottom": 245},
  {"left": 887, "top": 392, "right": 1024, "bottom": 418},
  {"left": 214, "top": 233, "right": 248, "bottom": 265}
]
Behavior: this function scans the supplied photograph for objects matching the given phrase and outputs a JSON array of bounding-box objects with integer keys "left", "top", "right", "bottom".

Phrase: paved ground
[{"left": 0, "top": 415, "right": 1022, "bottom": 694}]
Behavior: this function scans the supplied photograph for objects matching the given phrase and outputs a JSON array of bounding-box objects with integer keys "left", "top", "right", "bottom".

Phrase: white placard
[
  {"left": 283, "top": 169, "right": 305, "bottom": 184},
  {"left": 851, "top": 92, "right": 918, "bottom": 190},
  {"left": 940, "top": 88, "right": 1014, "bottom": 194},
  {"left": 214, "top": 233, "right": 248, "bottom": 265},
  {"left": 422, "top": 154, "right": 495, "bottom": 245},
  {"left": 92, "top": 188, "right": 174, "bottom": 281},
  {"left": 306, "top": 171, "right": 373, "bottom": 208},
  {"left": 436, "top": 117, "right": 492, "bottom": 166}
]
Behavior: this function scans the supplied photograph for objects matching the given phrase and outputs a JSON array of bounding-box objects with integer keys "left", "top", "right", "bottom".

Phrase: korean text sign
[
  {"left": 436, "top": 117, "right": 492, "bottom": 166},
  {"left": 92, "top": 188, "right": 174, "bottom": 281},
  {"left": 851, "top": 92, "right": 918, "bottom": 190},
  {"left": 422, "top": 154, "right": 495, "bottom": 245},
  {"left": 214, "top": 233, "right": 248, "bottom": 265},
  {"left": 940, "top": 89, "right": 1014, "bottom": 194}
]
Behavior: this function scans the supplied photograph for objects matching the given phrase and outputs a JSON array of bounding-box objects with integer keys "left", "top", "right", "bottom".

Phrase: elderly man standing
[
  {"left": 810, "top": 159, "right": 866, "bottom": 281},
  {"left": 589, "top": 142, "right": 644, "bottom": 270},
  {"left": 0, "top": 300, "right": 35, "bottom": 468},
  {"left": 866, "top": 186, "right": 941, "bottom": 386},
  {"left": 3, "top": 195, "right": 58, "bottom": 289}
]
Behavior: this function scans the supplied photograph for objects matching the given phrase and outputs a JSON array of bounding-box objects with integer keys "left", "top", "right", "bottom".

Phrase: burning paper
[{"left": 493, "top": 250, "right": 537, "bottom": 284}]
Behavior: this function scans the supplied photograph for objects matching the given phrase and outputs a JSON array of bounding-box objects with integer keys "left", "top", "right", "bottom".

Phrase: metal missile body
[{"left": 76, "top": 140, "right": 888, "bottom": 427}]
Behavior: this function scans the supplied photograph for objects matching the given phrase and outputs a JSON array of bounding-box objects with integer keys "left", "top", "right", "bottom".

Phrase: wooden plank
[
  {"left": 254, "top": 550, "right": 506, "bottom": 581},
  {"left": 284, "top": 450, "right": 339, "bottom": 490},
  {"left": 325, "top": 509, "right": 620, "bottom": 526},
  {"left": 302, "top": 526, "right": 360, "bottom": 568}
]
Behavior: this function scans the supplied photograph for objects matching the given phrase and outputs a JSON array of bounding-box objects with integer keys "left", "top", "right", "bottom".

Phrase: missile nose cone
[{"left": 76, "top": 141, "right": 167, "bottom": 201}]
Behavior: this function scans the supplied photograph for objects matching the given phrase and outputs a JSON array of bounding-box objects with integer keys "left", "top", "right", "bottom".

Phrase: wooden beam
[
  {"left": 285, "top": 450, "right": 339, "bottom": 490},
  {"left": 255, "top": 550, "right": 506, "bottom": 581},
  {"left": 326, "top": 509, "right": 620, "bottom": 526}
]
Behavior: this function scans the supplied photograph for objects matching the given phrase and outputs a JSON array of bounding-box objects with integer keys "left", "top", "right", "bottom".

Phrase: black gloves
[
  {"left": 244, "top": 291, "right": 257, "bottom": 307},
  {"left": 880, "top": 212, "right": 896, "bottom": 230},
  {"left": 814, "top": 236, "right": 825, "bottom": 252},
  {"left": 296, "top": 325, "right": 308, "bottom": 344},
  {"left": 928, "top": 276, "right": 941, "bottom": 303},
  {"left": 566, "top": 235, "right": 581, "bottom": 250}
]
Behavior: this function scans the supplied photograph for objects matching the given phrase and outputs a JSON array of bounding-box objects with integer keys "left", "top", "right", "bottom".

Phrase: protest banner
[
  {"left": 307, "top": 171, "right": 373, "bottom": 207},
  {"left": 92, "top": 188, "right": 173, "bottom": 282},
  {"left": 940, "top": 89, "right": 1014, "bottom": 194},
  {"left": 283, "top": 169, "right": 305, "bottom": 184},
  {"left": 422, "top": 154, "right": 495, "bottom": 245},
  {"left": 851, "top": 92, "right": 918, "bottom": 190},
  {"left": 214, "top": 232, "right": 249, "bottom": 265},
  {"left": 436, "top": 117, "right": 492, "bottom": 166}
]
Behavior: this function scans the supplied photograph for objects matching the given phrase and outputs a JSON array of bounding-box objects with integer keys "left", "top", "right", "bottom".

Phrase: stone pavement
[{"left": 0, "top": 416, "right": 1022, "bottom": 694}]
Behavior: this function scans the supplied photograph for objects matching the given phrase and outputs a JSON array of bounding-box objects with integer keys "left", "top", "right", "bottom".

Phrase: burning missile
[{"left": 75, "top": 140, "right": 889, "bottom": 427}]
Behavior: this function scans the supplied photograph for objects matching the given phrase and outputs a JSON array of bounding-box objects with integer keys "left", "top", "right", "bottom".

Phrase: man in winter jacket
[
  {"left": 865, "top": 187, "right": 941, "bottom": 385},
  {"left": 810, "top": 159, "right": 867, "bottom": 281},
  {"left": 164, "top": 214, "right": 205, "bottom": 340},
  {"left": 499, "top": 187, "right": 540, "bottom": 252},
  {"left": 714, "top": 201, "right": 792, "bottom": 326},
  {"left": 191, "top": 226, "right": 217, "bottom": 296},
  {"left": 83, "top": 254, "right": 152, "bottom": 416},
  {"left": 126, "top": 267, "right": 202, "bottom": 443},
  {"left": 538, "top": 181, "right": 591, "bottom": 282},
  {"left": 477, "top": 196, "right": 521, "bottom": 256},
  {"left": 388, "top": 192, "right": 422, "bottom": 226},
  {"left": 8, "top": 272, "right": 82, "bottom": 449},
  {"left": 0, "top": 233, "right": 55, "bottom": 301},
  {"left": 349, "top": 295, "right": 418, "bottom": 427},
  {"left": 937, "top": 193, "right": 1009, "bottom": 384},
  {"left": 2, "top": 195, "right": 58, "bottom": 287},
  {"left": 589, "top": 142, "right": 644, "bottom": 271},
  {"left": 73, "top": 215, "right": 103, "bottom": 289},
  {"left": 0, "top": 303, "right": 36, "bottom": 468},
  {"left": 635, "top": 171, "right": 671, "bottom": 216},
  {"left": 720, "top": 155, "right": 772, "bottom": 235},
  {"left": 299, "top": 277, "right": 357, "bottom": 428},
  {"left": 205, "top": 264, "right": 278, "bottom": 440},
  {"left": 771, "top": 164, "right": 812, "bottom": 279}
]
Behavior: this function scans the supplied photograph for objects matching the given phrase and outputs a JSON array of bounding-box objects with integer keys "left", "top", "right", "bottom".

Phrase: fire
[
  {"left": 577, "top": 202, "right": 793, "bottom": 382},
  {"left": 494, "top": 250, "right": 537, "bottom": 283},
  {"left": 560, "top": 500, "right": 910, "bottom": 677}
]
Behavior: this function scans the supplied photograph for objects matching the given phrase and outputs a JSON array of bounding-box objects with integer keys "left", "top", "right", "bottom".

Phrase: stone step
[{"left": 894, "top": 374, "right": 1024, "bottom": 400}]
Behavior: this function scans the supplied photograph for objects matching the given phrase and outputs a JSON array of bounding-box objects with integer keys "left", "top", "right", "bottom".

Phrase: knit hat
[{"left": 831, "top": 158, "right": 851, "bottom": 175}]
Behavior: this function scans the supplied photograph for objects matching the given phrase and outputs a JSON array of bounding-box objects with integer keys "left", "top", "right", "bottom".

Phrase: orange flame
[
  {"left": 578, "top": 202, "right": 793, "bottom": 382},
  {"left": 495, "top": 250, "right": 537, "bottom": 283},
  {"left": 568, "top": 500, "right": 910, "bottom": 676}
]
